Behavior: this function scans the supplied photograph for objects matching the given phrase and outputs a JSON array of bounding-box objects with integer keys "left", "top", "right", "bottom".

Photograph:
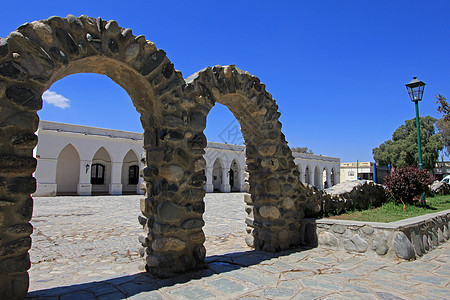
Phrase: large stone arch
[
  {"left": 183, "top": 65, "right": 304, "bottom": 253},
  {"left": 0, "top": 15, "right": 198, "bottom": 298}
]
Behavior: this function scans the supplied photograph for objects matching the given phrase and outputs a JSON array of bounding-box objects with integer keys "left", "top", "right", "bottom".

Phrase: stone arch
[
  {"left": 0, "top": 15, "right": 201, "bottom": 296},
  {"left": 184, "top": 65, "right": 304, "bottom": 253},
  {"left": 56, "top": 143, "right": 80, "bottom": 195}
]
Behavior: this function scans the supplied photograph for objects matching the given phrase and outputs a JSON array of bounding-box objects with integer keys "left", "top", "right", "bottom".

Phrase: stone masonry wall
[{"left": 301, "top": 209, "right": 450, "bottom": 260}]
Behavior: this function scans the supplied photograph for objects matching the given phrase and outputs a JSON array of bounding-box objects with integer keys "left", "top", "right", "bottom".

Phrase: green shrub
[{"left": 384, "top": 166, "right": 434, "bottom": 205}]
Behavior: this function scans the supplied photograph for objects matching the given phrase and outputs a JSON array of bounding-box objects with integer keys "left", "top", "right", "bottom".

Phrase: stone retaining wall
[{"left": 300, "top": 209, "right": 450, "bottom": 260}]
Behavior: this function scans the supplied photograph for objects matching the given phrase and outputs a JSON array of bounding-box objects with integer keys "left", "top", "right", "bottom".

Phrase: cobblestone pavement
[{"left": 27, "top": 193, "right": 449, "bottom": 299}]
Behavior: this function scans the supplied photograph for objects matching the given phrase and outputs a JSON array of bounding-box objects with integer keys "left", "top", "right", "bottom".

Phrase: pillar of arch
[
  {"left": 184, "top": 65, "right": 305, "bottom": 253},
  {"left": 56, "top": 144, "right": 80, "bottom": 195}
]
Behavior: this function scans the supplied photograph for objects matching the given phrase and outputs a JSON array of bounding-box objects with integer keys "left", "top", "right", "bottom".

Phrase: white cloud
[{"left": 42, "top": 90, "right": 71, "bottom": 109}]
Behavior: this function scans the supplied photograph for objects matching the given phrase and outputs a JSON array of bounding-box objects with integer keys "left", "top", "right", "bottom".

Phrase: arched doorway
[
  {"left": 90, "top": 147, "right": 112, "bottom": 195},
  {"left": 121, "top": 149, "right": 140, "bottom": 194},
  {"left": 56, "top": 144, "right": 80, "bottom": 195},
  {"left": 229, "top": 159, "right": 240, "bottom": 191},
  {"left": 212, "top": 158, "right": 223, "bottom": 192},
  {"left": 322, "top": 167, "right": 328, "bottom": 189}
]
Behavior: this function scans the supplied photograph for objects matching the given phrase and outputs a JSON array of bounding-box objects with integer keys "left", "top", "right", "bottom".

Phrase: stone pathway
[{"left": 26, "top": 194, "right": 450, "bottom": 299}]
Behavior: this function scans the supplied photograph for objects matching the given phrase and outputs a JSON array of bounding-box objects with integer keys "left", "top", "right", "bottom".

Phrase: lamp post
[{"left": 405, "top": 77, "right": 426, "bottom": 170}]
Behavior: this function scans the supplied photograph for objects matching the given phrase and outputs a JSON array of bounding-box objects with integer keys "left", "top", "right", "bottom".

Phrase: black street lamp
[{"left": 405, "top": 77, "right": 426, "bottom": 170}]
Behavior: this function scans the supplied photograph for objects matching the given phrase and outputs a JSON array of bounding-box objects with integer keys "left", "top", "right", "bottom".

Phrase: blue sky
[{"left": 1, "top": 1, "right": 449, "bottom": 162}]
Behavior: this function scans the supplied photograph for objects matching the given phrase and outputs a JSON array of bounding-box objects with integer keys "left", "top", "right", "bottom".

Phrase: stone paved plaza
[{"left": 27, "top": 193, "right": 450, "bottom": 299}]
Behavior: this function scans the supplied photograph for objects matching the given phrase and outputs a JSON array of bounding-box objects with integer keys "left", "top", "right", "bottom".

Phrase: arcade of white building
[{"left": 33, "top": 121, "right": 340, "bottom": 196}]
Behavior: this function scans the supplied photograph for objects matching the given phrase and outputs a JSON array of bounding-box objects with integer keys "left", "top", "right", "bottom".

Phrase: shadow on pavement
[{"left": 26, "top": 247, "right": 311, "bottom": 299}]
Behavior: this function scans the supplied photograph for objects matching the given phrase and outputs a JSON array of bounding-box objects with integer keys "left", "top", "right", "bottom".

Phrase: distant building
[
  {"left": 34, "top": 121, "right": 341, "bottom": 196},
  {"left": 340, "top": 162, "right": 389, "bottom": 184},
  {"left": 434, "top": 161, "right": 450, "bottom": 180}
]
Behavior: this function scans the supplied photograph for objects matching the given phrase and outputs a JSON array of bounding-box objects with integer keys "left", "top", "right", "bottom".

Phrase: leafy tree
[
  {"left": 373, "top": 116, "right": 443, "bottom": 170},
  {"left": 436, "top": 94, "right": 450, "bottom": 155},
  {"left": 291, "top": 146, "right": 313, "bottom": 154}
]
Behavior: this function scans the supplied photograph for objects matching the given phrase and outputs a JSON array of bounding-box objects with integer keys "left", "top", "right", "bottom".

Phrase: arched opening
[
  {"left": 314, "top": 166, "right": 320, "bottom": 188},
  {"left": 230, "top": 159, "right": 240, "bottom": 191},
  {"left": 91, "top": 147, "right": 112, "bottom": 195},
  {"left": 212, "top": 158, "right": 223, "bottom": 192},
  {"left": 322, "top": 167, "right": 328, "bottom": 189},
  {"left": 56, "top": 144, "right": 80, "bottom": 195},
  {"left": 305, "top": 166, "right": 310, "bottom": 184},
  {"left": 121, "top": 150, "right": 140, "bottom": 194}
]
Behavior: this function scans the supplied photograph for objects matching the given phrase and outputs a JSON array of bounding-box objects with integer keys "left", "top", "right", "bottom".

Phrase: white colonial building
[{"left": 33, "top": 121, "right": 340, "bottom": 196}]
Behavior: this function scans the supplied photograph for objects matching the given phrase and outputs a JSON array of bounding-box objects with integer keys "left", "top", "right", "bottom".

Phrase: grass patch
[{"left": 328, "top": 195, "right": 450, "bottom": 223}]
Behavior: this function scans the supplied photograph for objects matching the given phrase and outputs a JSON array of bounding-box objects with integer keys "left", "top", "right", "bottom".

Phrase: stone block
[
  {"left": 158, "top": 164, "right": 184, "bottom": 182},
  {"left": 152, "top": 237, "right": 186, "bottom": 252},
  {"left": 258, "top": 206, "right": 280, "bottom": 219},
  {"left": 181, "top": 218, "right": 204, "bottom": 230},
  {"left": 372, "top": 232, "right": 389, "bottom": 255},
  {"left": 343, "top": 234, "right": 368, "bottom": 253},
  {"left": 361, "top": 225, "right": 374, "bottom": 235},
  {"left": 318, "top": 231, "right": 339, "bottom": 247},
  {"left": 0, "top": 254, "right": 30, "bottom": 274},
  {"left": 157, "top": 201, "right": 185, "bottom": 223},
  {"left": 393, "top": 231, "right": 415, "bottom": 260},
  {"left": 331, "top": 224, "right": 346, "bottom": 234},
  {"left": 0, "top": 237, "right": 31, "bottom": 256}
]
